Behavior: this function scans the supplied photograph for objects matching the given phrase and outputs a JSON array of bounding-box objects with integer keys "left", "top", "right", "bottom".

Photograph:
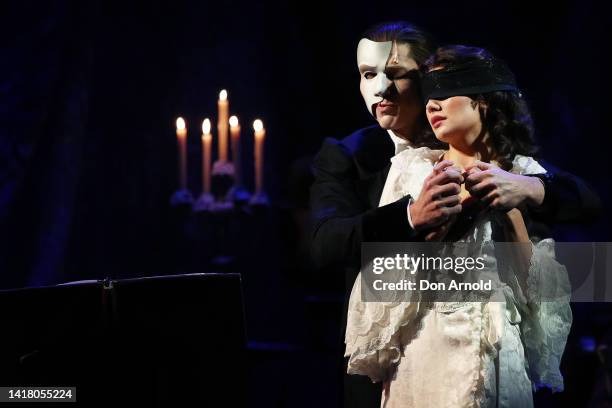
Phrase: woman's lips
[{"left": 430, "top": 115, "right": 446, "bottom": 129}]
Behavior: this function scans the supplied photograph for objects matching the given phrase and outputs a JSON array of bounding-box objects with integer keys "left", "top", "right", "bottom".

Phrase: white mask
[{"left": 357, "top": 38, "right": 393, "bottom": 116}]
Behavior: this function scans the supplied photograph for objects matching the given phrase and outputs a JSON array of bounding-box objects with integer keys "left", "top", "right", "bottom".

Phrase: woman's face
[
  {"left": 425, "top": 96, "right": 482, "bottom": 147},
  {"left": 358, "top": 41, "right": 422, "bottom": 135}
]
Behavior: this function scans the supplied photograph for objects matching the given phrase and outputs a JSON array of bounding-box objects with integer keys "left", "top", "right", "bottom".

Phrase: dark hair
[
  {"left": 363, "top": 21, "right": 435, "bottom": 67},
  {"left": 363, "top": 22, "right": 445, "bottom": 148},
  {"left": 423, "top": 45, "right": 539, "bottom": 170}
]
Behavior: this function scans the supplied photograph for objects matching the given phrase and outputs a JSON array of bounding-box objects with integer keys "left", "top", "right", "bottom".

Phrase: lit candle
[
  {"left": 176, "top": 117, "right": 187, "bottom": 190},
  {"left": 201, "top": 119, "right": 212, "bottom": 194},
  {"left": 229, "top": 115, "right": 241, "bottom": 186},
  {"left": 253, "top": 119, "right": 265, "bottom": 195},
  {"left": 217, "top": 90, "right": 229, "bottom": 162}
]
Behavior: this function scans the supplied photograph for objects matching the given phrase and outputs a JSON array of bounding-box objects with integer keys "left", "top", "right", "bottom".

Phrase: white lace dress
[{"left": 344, "top": 147, "right": 573, "bottom": 408}]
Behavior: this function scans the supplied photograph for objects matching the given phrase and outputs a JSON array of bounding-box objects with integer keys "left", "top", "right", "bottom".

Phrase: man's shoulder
[
  {"left": 339, "top": 125, "right": 390, "bottom": 156},
  {"left": 313, "top": 125, "right": 393, "bottom": 176},
  {"left": 315, "top": 125, "right": 387, "bottom": 157}
]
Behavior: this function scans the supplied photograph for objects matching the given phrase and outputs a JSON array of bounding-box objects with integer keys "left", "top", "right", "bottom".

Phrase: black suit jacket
[
  {"left": 310, "top": 124, "right": 602, "bottom": 292},
  {"left": 310, "top": 124, "right": 602, "bottom": 407}
]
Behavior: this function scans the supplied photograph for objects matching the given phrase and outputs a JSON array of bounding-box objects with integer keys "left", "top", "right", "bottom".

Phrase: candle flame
[
  {"left": 219, "top": 89, "right": 228, "bottom": 101},
  {"left": 176, "top": 117, "right": 186, "bottom": 130},
  {"left": 229, "top": 115, "right": 239, "bottom": 127},
  {"left": 253, "top": 119, "right": 264, "bottom": 132},
  {"left": 202, "top": 118, "right": 211, "bottom": 134}
]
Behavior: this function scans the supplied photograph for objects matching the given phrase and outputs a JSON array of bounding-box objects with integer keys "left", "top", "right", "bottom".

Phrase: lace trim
[
  {"left": 521, "top": 239, "right": 572, "bottom": 392},
  {"left": 344, "top": 274, "right": 421, "bottom": 382}
]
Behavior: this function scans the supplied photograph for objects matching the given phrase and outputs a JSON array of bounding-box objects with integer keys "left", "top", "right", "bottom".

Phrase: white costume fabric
[{"left": 344, "top": 144, "right": 573, "bottom": 407}]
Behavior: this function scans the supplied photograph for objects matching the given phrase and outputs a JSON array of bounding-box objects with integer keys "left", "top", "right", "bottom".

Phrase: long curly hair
[{"left": 422, "top": 45, "right": 539, "bottom": 170}]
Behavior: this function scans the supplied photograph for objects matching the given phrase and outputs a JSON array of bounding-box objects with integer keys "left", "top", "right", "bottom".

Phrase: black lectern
[{"left": 0, "top": 273, "right": 246, "bottom": 407}]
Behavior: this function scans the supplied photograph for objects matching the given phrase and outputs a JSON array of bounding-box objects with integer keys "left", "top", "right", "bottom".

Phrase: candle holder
[
  {"left": 170, "top": 188, "right": 194, "bottom": 206},
  {"left": 193, "top": 192, "right": 215, "bottom": 212},
  {"left": 212, "top": 199, "right": 234, "bottom": 212},
  {"left": 211, "top": 160, "right": 235, "bottom": 211},
  {"left": 249, "top": 191, "right": 270, "bottom": 207},
  {"left": 228, "top": 186, "right": 251, "bottom": 205}
]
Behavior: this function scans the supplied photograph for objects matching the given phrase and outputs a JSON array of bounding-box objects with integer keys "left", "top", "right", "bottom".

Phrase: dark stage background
[{"left": 1, "top": 0, "right": 611, "bottom": 406}]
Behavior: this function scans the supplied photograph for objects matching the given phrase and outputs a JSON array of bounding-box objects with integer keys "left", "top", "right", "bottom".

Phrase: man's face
[{"left": 357, "top": 39, "right": 422, "bottom": 133}]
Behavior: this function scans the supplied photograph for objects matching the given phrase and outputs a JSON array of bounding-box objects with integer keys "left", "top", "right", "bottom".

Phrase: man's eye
[
  {"left": 385, "top": 70, "right": 417, "bottom": 81},
  {"left": 363, "top": 72, "right": 376, "bottom": 80},
  {"left": 389, "top": 73, "right": 410, "bottom": 80}
]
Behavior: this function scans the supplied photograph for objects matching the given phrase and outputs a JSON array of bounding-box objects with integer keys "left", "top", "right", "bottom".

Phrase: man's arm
[
  {"left": 464, "top": 160, "right": 602, "bottom": 224},
  {"left": 528, "top": 160, "right": 603, "bottom": 224},
  {"left": 310, "top": 138, "right": 416, "bottom": 270}
]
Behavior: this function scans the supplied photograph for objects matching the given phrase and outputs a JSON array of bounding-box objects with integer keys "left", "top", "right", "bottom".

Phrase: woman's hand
[{"left": 464, "top": 161, "right": 545, "bottom": 210}]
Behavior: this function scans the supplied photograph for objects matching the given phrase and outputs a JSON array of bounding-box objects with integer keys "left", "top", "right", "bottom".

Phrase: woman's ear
[
  {"left": 472, "top": 99, "right": 487, "bottom": 110},
  {"left": 477, "top": 99, "right": 488, "bottom": 118}
]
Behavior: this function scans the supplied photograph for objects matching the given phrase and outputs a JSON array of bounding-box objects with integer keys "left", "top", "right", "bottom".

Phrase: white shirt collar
[{"left": 387, "top": 129, "right": 414, "bottom": 155}]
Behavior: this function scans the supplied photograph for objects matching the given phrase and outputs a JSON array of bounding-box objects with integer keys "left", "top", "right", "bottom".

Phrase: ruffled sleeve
[
  {"left": 345, "top": 146, "right": 442, "bottom": 382},
  {"left": 344, "top": 271, "right": 421, "bottom": 383},
  {"left": 511, "top": 154, "right": 547, "bottom": 175},
  {"left": 518, "top": 239, "right": 573, "bottom": 392}
]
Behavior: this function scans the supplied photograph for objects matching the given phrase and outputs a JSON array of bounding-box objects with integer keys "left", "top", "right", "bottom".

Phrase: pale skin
[
  {"left": 427, "top": 94, "right": 536, "bottom": 290},
  {"left": 425, "top": 96, "right": 545, "bottom": 208},
  {"left": 359, "top": 41, "right": 422, "bottom": 136},
  {"left": 425, "top": 95, "right": 545, "bottom": 239},
  {"left": 363, "top": 44, "right": 544, "bottom": 393},
  {"left": 359, "top": 41, "right": 463, "bottom": 232},
  {"left": 358, "top": 40, "right": 544, "bottom": 238}
]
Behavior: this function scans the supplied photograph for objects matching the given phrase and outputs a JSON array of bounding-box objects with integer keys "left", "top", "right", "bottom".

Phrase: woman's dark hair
[
  {"left": 363, "top": 22, "right": 445, "bottom": 148},
  {"left": 423, "top": 45, "right": 539, "bottom": 170}
]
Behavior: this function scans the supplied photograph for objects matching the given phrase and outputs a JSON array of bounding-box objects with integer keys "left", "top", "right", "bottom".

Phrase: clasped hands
[{"left": 408, "top": 160, "right": 545, "bottom": 241}]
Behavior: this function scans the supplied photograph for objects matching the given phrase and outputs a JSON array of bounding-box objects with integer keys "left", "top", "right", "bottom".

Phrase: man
[{"left": 309, "top": 21, "right": 602, "bottom": 407}]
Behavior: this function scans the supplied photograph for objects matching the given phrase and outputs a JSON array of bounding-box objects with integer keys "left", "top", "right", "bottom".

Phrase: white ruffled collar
[
  {"left": 390, "top": 146, "right": 446, "bottom": 167},
  {"left": 386, "top": 130, "right": 415, "bottom": 155}
]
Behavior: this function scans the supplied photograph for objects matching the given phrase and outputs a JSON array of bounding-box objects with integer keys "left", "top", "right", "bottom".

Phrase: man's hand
[
  {"left": 424, "top": 215, "right": 456, "bottom": 241},
  {"left": 409, "top": 160, "right": 463, "bottom": 233},
  {"left": 464, "top": 161, "right": 544, "bottom": 210}
]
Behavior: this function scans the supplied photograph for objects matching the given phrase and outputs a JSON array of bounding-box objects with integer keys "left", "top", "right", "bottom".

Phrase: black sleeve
[
  {"left": 527, "top": 159, "right": 603, "bottom": 224},
  {"left": 310, "top": 138, "right": 417, "bottom": 270}
]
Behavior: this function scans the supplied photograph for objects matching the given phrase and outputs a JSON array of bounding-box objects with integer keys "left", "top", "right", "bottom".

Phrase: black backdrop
[
  {"left": 1, "top": 0, "right": 609, "bottom": 288},
  {"left": 1, "top": 1, "right": 610, "bottom": 405}
]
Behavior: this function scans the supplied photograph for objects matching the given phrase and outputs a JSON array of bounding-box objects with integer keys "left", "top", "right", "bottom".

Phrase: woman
[
  {"left": 310, "top": 23, "right": 467, "bottom": 407},
  {"left": 344, "top": 45, "right": 573, "bottom": 407}
]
